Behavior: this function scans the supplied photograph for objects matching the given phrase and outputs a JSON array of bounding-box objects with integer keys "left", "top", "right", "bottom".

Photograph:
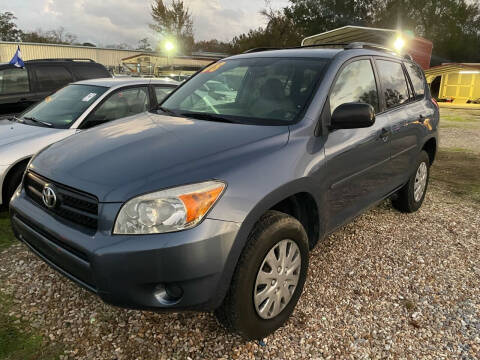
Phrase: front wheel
[
  {"left": 392, "top": 150, "right": 430, "bottom": 213},
  {"left": 215, "top": 210, "right": 309, "bottom": 340}
]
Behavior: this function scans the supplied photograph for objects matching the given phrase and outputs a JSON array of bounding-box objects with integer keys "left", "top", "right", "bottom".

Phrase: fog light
[{"left": 154, "top": 283, "right": 183, "bottom": 305}]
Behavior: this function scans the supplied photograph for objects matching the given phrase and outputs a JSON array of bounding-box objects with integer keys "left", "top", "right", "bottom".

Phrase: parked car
[
  {"left": 0, "top": 77, "right": 178, "bottom": 207},
  {"left": 0, "top": 58, "right": 111, "bottom": 117},
  {"left": 10, "top": 44, "right": 438, "bottom": 340}
]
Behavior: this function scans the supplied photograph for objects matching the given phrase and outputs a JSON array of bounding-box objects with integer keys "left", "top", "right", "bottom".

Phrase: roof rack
[
  {"left": 26, "top": 58, "right": 96, "bottom": 63},
  {"left": 244, "top": 42, "right": 410, "bottom": 58}
]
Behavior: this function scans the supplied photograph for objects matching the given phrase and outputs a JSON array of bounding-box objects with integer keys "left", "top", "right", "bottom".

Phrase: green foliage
[
  {"left": 150, "top": 0, "right": 194, "bottom": 54},
  {"left": 137, "top": 38, "right": 153, "bottom": 51},
  {"left": 228, "top": 0, "right": 480, "bottom": 62},
  {"left": 0, "top": 293, "right": 63, "bottom": 360},
  {"left": 0, "top": 12, "right": 23, "bottom": 42},
  {"left": 0, "top": 212, "right": 15, "bottom": 251}
]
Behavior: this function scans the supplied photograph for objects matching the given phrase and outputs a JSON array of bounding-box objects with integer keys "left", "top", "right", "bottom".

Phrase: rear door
[
  {"left": 0, "top": 66, "right": 33, "bottom": 115},
  {"left": 324, "top": 57, "right": 392, "bottom": 229},
  {"left": 30, "top": 64, "right": 74, "bottom": 100},
  {"left": 374, "top": 58, "right": 426, "bottom": 187}
]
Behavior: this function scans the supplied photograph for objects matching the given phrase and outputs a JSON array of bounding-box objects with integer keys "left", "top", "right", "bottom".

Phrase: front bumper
[{"left": 10, "top": 189, "right": 240, "bottom": 311}]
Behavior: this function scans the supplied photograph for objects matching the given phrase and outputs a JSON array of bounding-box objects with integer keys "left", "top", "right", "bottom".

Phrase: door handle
[{"left": 380, "top": 128, "right": 390, "bottom": 142}]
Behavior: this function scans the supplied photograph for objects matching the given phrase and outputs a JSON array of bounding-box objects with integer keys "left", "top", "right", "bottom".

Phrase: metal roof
[
  {"left": 73, "top": 77, "right": 179, "bottom": 87},
  {"left": 424, "top": 63, "right": 480, "bottom": 79},
  {"left": 302, "top": 26, "right": 399, "bottom": 46}
]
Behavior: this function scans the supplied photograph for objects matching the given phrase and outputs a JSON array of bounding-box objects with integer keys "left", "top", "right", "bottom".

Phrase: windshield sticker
[
  {"left": 44, "top": 96, "right": 52, "bottom": 103},
  {"left": 82, "top": 93, "right": 98, "bottom": 102},
  {"left": 202, "top": 62, "right": 226, "bottom": 73}
]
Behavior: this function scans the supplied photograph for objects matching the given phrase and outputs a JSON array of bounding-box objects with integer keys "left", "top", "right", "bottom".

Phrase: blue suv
[{"left": 10, "top": 43, "right": 439, "bottom": 339}]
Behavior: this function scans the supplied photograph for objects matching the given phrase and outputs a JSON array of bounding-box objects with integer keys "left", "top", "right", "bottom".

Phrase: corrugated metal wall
[
  {"left": 440, "top": 73, "right": 480, "bottom": 102},
  {"left": 0, "top": 42, "right": 144, "bottom": 67}
]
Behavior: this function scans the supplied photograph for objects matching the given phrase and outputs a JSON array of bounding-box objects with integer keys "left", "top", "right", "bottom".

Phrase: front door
[{"left": 324, "top": 58, "right": 392, "bottom": 230}]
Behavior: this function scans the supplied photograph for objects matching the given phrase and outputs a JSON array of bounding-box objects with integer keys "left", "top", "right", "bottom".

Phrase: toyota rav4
[{"left": 10, "top": 43, "right": 439, "bottom": 340}]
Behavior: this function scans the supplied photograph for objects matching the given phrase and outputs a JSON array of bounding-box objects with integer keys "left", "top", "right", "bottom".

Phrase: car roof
[{"left": 72, "top": 77, "right": 179, "bottom": 88}]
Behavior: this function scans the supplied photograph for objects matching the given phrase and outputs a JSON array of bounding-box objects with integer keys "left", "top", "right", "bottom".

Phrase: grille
[{"left": 24, "top": 171, "right": 99, "bottom": 230}]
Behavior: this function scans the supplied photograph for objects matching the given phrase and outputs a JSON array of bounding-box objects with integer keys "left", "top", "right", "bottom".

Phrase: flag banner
[{"left": 9, "top": 46, "right": 25, "bottom": 68}]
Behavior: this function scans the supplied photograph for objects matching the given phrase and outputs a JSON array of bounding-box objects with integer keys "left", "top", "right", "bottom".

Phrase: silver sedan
[{"left": 0, "top": 77, "right": 178, "bottom": 206}]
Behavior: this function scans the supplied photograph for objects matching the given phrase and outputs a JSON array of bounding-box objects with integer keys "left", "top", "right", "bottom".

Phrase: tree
[
  {"left": 22, "top": 27, "right": 77, "bottom": 44},
  {"left": 283, "top": 0, "right": 379, "bottom": 39},
  {"left": 137, "top": 38, "right": 152, "bottom": 51},
  {"left": 193, "top": 39, "right": 232, "bottom": 54},
  {"left": 150, "top": 0, "right": 194, "bottom": 54},
  {"left": 0, "top": 12, "right": 23, "bottom": 41},
  {"left": 105, "top": 43, "right": 133, "bottom": 50},
  {"left": 374, "top": 0, "right": 480, "bottom": 64}
]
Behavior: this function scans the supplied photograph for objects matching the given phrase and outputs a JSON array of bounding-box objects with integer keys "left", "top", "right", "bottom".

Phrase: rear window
[
  {"left": 376, "top": 60, "right": 409, "bottom": 109},
  {"left": 405, "top": 62, "right": 426, "bottom": 99},
  {"left": 72, "top": 64, "right": 110, "bottom": 80},
  {"left": 33, "top": 65, "right": 73, "bottom": 92},
  {"left": 0, "top": 67, "right": 29, "bottom": 95}
]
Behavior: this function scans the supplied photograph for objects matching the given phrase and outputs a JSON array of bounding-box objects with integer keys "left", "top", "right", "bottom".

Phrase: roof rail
[
  {"left": 26, "top": 58, "right": 96, "bottom": 63},
  {"left": 243, "top": 47, "right": 282, "bottom": 54},
  {"left": 344, "top": 42, "right": 394, "bottom": 52}
]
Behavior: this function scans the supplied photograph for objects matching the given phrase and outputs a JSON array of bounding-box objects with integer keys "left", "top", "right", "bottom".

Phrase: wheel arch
[
  {"left": 422, "top": 137, "right": 437, "bottom": 165},
  {"left": 211, "top": 178, "right": 326, "bottom": 309},
  {"left": 1, "top": 156, "right": 31, "bottom": 205}
]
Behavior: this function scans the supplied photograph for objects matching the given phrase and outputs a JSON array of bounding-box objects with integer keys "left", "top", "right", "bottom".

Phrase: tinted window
[
  {"left": 330, "top": 59, "right": 379, "bottom": 113},
  {"left": 84, "top": 87, "right": 149, "bottom": 128},
  {"left": 154, "top": 86, "right": 175, "bottom": 103},
  {"left": 0, "top": 68, "right": 29, "bottom": 95},
  {"left": 19, "top": 84, "right": 108, "bottom": 128},
  {"left": 162, "top": 58, "right": 328, "bottom": 124},
  {"left": 405, "top": 62, "right": 426, "bottom": 99},
  {"left": 34, "top": 65, "right": 73, "bottom": 92},
  {"left": 72, "top": 64, "right": 110, "bottom": 80},
  {"left": 376, "top": 60, "right": 409, "bottom": 108}
]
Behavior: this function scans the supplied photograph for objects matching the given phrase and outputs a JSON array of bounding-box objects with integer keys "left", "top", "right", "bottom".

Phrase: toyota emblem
[{"left": 42, "top": 185, "right": 57, "bottom": 208}]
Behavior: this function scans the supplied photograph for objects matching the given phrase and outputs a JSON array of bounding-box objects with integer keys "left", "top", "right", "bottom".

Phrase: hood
[
  {"left": 0, "top": 119, "right": 60, "bottom": 147},
  {"left": 31, "top": 112, "right": 290, "bottom": 202}
]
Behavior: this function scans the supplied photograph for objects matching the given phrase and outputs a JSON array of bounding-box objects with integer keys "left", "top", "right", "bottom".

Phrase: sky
[{"left": 0, "top": 0, "right": 290, "bottom": 48}]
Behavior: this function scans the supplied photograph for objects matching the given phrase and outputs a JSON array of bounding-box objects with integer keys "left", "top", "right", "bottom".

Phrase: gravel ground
[{"left": 0, "top": 109, "right": 479, "bottom": 359}]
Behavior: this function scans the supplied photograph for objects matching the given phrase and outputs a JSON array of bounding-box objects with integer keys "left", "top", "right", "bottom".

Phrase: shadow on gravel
[{"left": 430, "top": 149, "right": 480, "bottom": 204}]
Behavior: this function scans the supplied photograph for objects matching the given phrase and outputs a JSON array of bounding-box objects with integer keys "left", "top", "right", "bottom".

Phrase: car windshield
[
  {"left": 19, "top": 84, "right": 109, "bottom": 128},
  {"left": 161, "top": 57, "right": 329, "bottom": 125}
]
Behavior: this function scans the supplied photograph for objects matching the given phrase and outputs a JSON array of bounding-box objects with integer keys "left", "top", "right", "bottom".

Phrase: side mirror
[{"left": 330, "top": 102, "right": 375, "bottom": 130}]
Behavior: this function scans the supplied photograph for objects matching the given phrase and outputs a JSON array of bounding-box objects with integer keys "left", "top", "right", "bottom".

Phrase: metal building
[{"left": 302, "top": 25, "right": 433, "bottom": 70}]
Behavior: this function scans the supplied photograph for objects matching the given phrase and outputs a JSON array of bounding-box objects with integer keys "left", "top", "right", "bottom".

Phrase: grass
[
  {"left": 0, "top": 293, "right": 63, "bottom": 360},
  {"left": 430, "top": 148, "right": 480, "bottom": 204},
  {"left": 0, "top": 212, "right": 15, "bottom": 251}
]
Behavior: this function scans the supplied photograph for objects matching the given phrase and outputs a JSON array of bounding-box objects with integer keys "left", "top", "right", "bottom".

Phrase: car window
[
  {"left": 330, "top": 59, "right": 379, "bottom": 114},
  {"left": 154, "top": 86, "right": 175, "bottom": 103},
  {"left": 72, "top": 64, "right": 110, "bottom": 80},
  {"left": 376, "top": 60, "right": 409, "bottom": 109},
  {"left": 34, "top": 65, "right": 74, "bottom": 92},
  {"left": 84, "top": 87, "right": 149, "bottom": 128},
  {"left": 405, "top": 62, "right": 426, "bottom": 99},
  {"left": 19, "top": 84, "right": 108, "bottom": 128},
  {"left": 0, "top": 67, "right": 29, "bottom": 95},
  {"left": 162, "top": 58, "right": 328, "bottom": 124}
]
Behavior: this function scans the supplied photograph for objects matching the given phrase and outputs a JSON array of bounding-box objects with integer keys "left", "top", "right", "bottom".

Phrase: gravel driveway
[{"left": 0, "top": 109, "right": 479, "bottom": 359}]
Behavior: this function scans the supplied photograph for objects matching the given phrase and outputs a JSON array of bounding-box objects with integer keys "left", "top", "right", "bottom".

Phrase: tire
[
  {"left": 215, "top": 210, "right": 309, "bottom": 340},
  {"left": 3, "top": 165, "right": 25, "bottom": 209},
  {"left": 392, "top": 151, "right": 430, "bottom": 213}
]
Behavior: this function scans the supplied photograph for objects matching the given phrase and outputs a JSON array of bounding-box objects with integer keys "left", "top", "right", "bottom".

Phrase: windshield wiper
[
  {"left": 179, "top": 112, "right": 236, "bottom": 124},
  {"left": 23, "top": 116, "right": 53, "bottom": 127},
  {"left": 157, "top": 106, "right": 179, "bottom": 117}
]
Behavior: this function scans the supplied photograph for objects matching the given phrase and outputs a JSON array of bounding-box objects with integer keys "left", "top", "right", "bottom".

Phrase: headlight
[{"left": 113, "top": 181, "right": 225, "bottom": 235}]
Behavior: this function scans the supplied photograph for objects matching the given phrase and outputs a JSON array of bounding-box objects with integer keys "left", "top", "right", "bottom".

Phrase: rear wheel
[
  {"left": 392, "top": 151, "right": 430, "bottom": 213},
  {"left": 215, "top": 210, "right": 309, "bottom": 340}
]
